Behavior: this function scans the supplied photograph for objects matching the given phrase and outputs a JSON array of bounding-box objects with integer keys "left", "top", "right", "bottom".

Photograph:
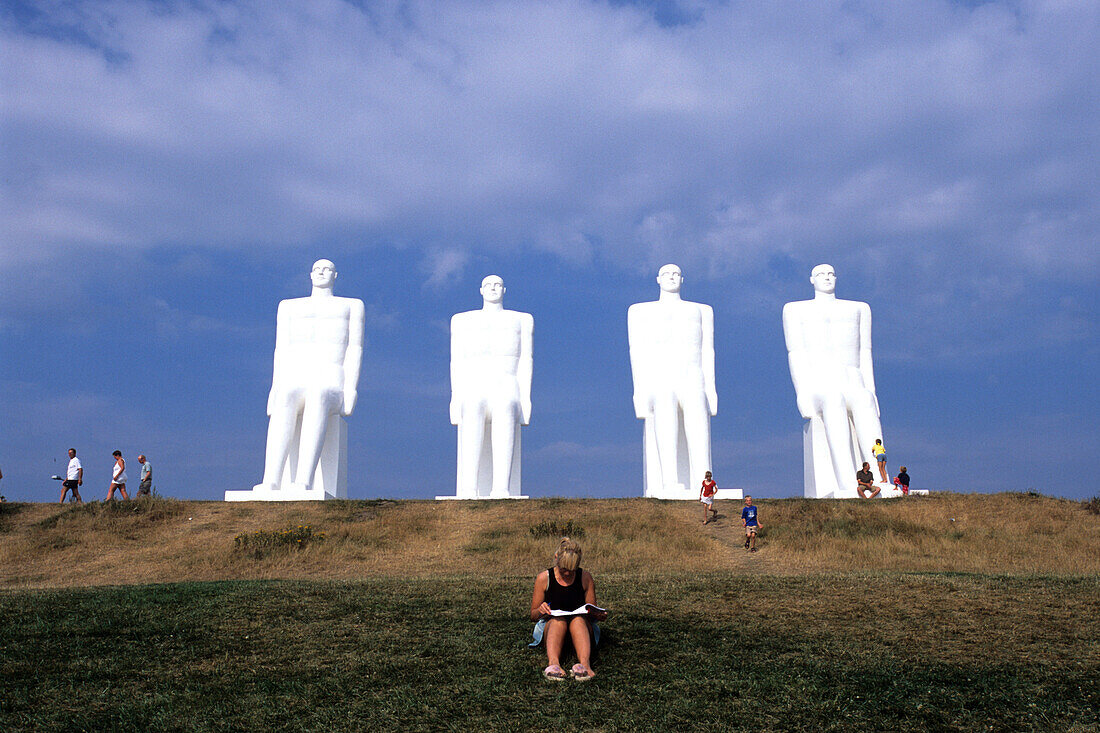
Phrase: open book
[{"left": 549, "top": 603, "right": 607, "bottom": 617}]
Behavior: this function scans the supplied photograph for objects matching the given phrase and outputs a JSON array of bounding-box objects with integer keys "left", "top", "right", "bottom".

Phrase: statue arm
[
  {"left": 701, "top": 304, "right": 717, "bottom": 416},
  {"left": 341, "top": 300, "right": 366, "bottom": 416},
  {"left": 858, "top": 303, "right": 879, "bottom": 416},
  {"left": 267, "top": 301, "right": 290, "bottom": 416},
  {"left": 782, "top": 304, "right": 813, "bottom": 419},
  {"left": 449, "top": 315, "right": 464, "bottom": 425},
  {"left": 518, "top": 314, "right": 533, "bottom": 425},
  {"left": 626, "top": 306, "right": 650, "bottom": 419}
]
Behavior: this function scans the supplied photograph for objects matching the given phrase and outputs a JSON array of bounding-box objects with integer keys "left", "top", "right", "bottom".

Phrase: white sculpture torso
[
  {"left": 228, "top": 260, "right": 365, "bottom": 501},
  {"left": 782, "top": 264, "right": 887, "bottom": 498},
  {"left": 445, "top": 276, "right": 532, "bottom": 499},
  {"left": 628, "top": 265, "right": 717, "bottom": 499}
]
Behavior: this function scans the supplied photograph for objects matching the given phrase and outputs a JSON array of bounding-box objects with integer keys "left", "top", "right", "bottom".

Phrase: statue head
[
  {"left": 480, "top": 275, "right": 505, "bottom": 304},
  {"left": 310, "top": 259, "right": 337, "bottom": 289},
  {"left": 810, "top": 264, "right": 836, "bottom": 294},
  {"left": 656, "top": 264, "right": 683, "bottom": 294}
]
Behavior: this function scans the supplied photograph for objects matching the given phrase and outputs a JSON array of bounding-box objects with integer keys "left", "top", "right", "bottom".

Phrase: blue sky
[{"left": 1, "top": 0, "right": 1097, "bottom": 502}]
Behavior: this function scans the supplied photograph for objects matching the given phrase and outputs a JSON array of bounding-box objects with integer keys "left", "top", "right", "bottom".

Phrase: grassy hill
[
  {"left": 1, "top": 493, "right": 1097, "bottom": 731},
  {"left": 1, "top": 492, "right": 1098, "bottom": 587}
]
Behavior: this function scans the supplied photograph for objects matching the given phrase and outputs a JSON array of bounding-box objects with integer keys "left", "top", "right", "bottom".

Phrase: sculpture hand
[
  {"left": 449, "top": 401, "right": 461, "bottom": 426},
  {"left": 520, "top": 400, "right": 532, "bottom": 426},
  {"left": 632, "top": 394, "right": 650, "bottom": 420},
  {"left": 266, "top": 390, "right": 276, "bottom": 417},
  {"left": 706, "top": 390, "right": 718, "bottom": 416},
  {"left": 342, "top": 390, "right": 357, "bottom": 416}
]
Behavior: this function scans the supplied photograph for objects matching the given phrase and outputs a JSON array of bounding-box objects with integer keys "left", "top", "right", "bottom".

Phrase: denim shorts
[{"left": 876, "top": 453, "right": 887, "bottom": 462}]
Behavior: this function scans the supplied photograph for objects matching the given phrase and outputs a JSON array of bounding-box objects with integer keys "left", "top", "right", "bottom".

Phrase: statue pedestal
[{"left": 226, "top": 416, "right": 348, "bottom": 501}]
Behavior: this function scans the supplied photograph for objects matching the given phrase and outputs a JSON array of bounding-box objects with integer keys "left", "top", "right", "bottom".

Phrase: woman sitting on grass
[{"left": 529, "top": 537, "right": 608, "bottom": 682}]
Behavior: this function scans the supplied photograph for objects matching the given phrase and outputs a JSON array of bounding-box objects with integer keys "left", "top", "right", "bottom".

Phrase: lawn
[{"left": 2, "top": 573, "right": 1097, "bottom": 731}]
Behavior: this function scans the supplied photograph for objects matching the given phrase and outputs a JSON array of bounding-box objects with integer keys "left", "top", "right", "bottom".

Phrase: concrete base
[
  {"left": 435, "top": 494, "right": 530, "bottom": 500},
  {"left": 713, "top": 488, "right": 744, "bottom": 500},
  {"left": 226, "top": 416, "right": 348, "bottom": 502}
]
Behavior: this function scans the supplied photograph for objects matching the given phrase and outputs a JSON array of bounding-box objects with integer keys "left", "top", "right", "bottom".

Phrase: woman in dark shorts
[{"left": 529, "top": 537, "right": 608, "bottom": 681}]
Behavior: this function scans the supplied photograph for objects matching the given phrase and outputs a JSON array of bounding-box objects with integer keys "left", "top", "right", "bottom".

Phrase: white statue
[
  {"left": 226, "top": 259, "right": 365, "bottom": 501},
  {"left": 628, "top": 264, "right": 718, "bottom": 499},
  {"left": 782, "top": 264, "right": 892, "bottom": 498},
  {"left": 440, "top": 275, "right": 532, "bottom": 500}
]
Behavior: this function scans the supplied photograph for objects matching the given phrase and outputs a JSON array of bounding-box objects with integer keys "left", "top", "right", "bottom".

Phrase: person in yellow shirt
[{"left": 872, "top": 439, "right": 887, "bottom": 482}]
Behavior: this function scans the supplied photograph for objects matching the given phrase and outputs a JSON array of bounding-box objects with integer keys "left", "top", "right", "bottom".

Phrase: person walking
[
  {"left": 699, "top": 471, "right": 718, "bottom": 524},
  {"left": 741, "top": 496, "right": 762, "bottom": 551},
  {"left": 106, "top": 450, "right": 129, "bottom": 501},
  {"left": 136, "top": 455, "right": 153, "bottom": 496},
  {"left": 60, "top": 448, "right": 83, "bottom": 503}
]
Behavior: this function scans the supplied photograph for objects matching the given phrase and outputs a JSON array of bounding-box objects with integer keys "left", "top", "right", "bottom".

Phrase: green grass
[{"left": 2, "top": 574, "right": 1098, "bottom": 731}]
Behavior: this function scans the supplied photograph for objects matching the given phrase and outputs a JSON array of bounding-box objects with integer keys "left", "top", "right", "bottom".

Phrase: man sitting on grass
[
  {"left": 856, "top": 462, "right": 880, "bottom": 498},
  {"left": 529, "top": 537, "right": 608, "bottom": 682}
]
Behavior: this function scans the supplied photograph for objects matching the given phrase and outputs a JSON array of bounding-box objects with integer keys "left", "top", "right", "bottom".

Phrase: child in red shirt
[{"left": 699, "top": 471, "right": 718, "bottom": 524}]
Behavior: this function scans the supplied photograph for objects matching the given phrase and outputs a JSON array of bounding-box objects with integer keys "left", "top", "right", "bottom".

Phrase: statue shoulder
[
  {"left": 336, "top": 297, "right": 366, "bottom": 315},
  {"left": 451, "top": 310, "right": 476, "bottom": 328},
  {"left": 836, "top": 298, "right": 871, "bottom": 313},
  {"left": 782, "top": 299, "right": 811, "bottom": 316},
  {"left": 276, "top": 296, "right": 310, "bottom": 315}
]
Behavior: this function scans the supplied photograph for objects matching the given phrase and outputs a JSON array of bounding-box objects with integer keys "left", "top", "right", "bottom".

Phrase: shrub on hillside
[
  {"left": 529, "top": 520, "right": 585, "bottom": 539},
  {"left": 234, "top": 525, "right": 325, "bottom": 559},
  {"left": 1084, "top": 496, "right": 1100, "bottom": 515},
  {"left": 36, "top": 497, "right": 182, "bottom": 528}
]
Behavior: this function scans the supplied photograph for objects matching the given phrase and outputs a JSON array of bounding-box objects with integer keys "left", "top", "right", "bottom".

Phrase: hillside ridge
[{"left": 1, "top": 493, "right": 1097, "bottom": 588}]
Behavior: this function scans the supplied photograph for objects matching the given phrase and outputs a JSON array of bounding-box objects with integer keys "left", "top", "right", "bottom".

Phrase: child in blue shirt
[{"left": 741, "top": 496, "right": 762, "bottom": 552}]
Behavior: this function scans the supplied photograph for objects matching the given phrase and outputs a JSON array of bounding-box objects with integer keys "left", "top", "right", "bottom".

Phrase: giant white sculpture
[
  {"left": 628, "top": 265, "right": 734, "bottom": 500},
  {"left": 782, "top": 264, "right": 898, "bottom": 498},
  {"left": 226, "top": 259, "right": 365, "bottom": 501},
  {"left": 437, "top": 275, "right": 532, "bottom": 500}
]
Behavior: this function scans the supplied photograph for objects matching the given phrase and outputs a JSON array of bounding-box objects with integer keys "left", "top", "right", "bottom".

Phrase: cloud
[
  {"left": 1, "top": 0, "right": 1096, "bottom": 364},
  {"left": 421, "top": 248, "right": 470, "bottom": 289}
]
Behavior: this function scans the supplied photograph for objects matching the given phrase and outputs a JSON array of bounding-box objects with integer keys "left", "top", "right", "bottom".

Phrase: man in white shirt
[
  {"left": 137, "top": 455, "right": 153, "bottom": 496},
  {"left": 61, "top": 448, "right": 83, "bottom": 503}
]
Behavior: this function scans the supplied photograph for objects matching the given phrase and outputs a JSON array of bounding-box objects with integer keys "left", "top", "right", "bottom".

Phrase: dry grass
[{"left": 0, "top": 492, "right": 1097, "bottom": 589}]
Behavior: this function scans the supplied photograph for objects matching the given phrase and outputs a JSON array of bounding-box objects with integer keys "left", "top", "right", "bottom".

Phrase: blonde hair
[{"left": 555, "top": 537, "right": 582, "bottom": 572}]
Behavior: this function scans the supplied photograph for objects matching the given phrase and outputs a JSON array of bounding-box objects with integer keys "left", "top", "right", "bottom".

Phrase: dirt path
[{"left": 698, "top": 508, "right": 774, "bottom": 573}]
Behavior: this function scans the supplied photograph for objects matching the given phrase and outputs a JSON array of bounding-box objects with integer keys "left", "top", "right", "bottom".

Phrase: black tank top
[{"left": 546, "top": 567, "right": 585, "bottom": 611}]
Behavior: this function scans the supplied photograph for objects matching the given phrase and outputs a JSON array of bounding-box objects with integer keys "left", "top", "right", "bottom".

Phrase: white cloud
[{"left": 1, "top": 0, "right": 1096, "bottom": 290}]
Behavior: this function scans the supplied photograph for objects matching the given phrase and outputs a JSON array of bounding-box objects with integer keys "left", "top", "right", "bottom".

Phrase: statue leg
[
  {"left": 847, "top": 388, "right": 884, "bottom": 470},
  {"left": 651, "top": 392, "right": 682, "bottom": 488},
  {"left": 458, "top": 400, "right": 487, "bottom": 498},
  {"left": 819, "top": 395, "right": 857, "bottom": 492},
  {"left": 257, "top": 392, "right": 300, "bottom": 488},
  {"left": 294, "top": 389, "right": 342, "bottom": 490},
  {"left": 681, "top": 389, "right": 712, "bottom": 488},
  {"left": 489, "top": 400, "right": 519, "bottom": 498}
]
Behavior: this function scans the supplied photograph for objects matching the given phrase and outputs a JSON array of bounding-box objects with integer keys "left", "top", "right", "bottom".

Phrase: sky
[{"left": 1, "top": 0, "right": 1097, "bottom": 502}]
